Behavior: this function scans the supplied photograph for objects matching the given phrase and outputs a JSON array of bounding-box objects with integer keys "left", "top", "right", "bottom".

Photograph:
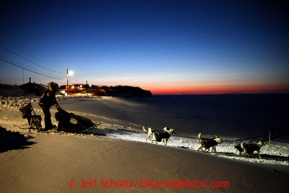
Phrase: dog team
[{"left": 143, "top": 125, "right": 264, "bottom": 159}]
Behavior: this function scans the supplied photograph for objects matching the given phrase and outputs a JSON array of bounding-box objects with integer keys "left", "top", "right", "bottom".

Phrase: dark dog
[
  {"left": 234, "top": 141, "right": 263, "bottom": 159},
  {"left": 143, "top": 125, "right": 175, "bottom": 146},
  {"left": 197, "top": 133, "right": 222, "bottom": 152}
]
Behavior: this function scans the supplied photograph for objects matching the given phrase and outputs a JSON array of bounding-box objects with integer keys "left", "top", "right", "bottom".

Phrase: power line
[
  {"left": 0, "top": 45, "right": 65, "bottom": 75},
  {"left": 0, "top": 57, "right": 62, "bottom": 80},
  {"left": 0, "top": 56, "right": 63, "bottom": 79},
  {"left": 0, "top": 33, "right": 64, "bottom": 75},
  {"left": 0, "top": 33, "right": 86, "bottom": 84}
]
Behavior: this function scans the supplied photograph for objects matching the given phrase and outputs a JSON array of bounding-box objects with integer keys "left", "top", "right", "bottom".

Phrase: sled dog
[
  {"left": 234, "top": 141, "right": 263, "bottom": 159},
  {"left": 197, "top": 133, "right": 222, "bottom": 152},
  {"left": 143, "top": 125, "right": 175, "bottom": 146}
]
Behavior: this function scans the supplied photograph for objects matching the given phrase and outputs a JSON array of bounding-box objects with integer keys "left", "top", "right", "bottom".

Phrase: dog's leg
[
  {"left": 151, "top": 133, "right": 157, "bottom": 144},
  {"left": 146, "top": 136, "right": 150, "bottom": 143},
  {"left": 146, "top": 133, "right": 151, "bottom": 143},
  {"left": 240, "top": 143, "right": 247, "bottom": 156},
  {"left": 257, "top": 151, "right": 261, "bottom": 159},
  {"left": 212, "top": 146, "right": 217, "bottom": 153},
  {"left": 240, "top": 150, "right": 245, "bottom": 156},
  {"left": 242, "top": 148, "right": 247, "bottom": 157},
  {"left": 199, "top": 145, "right": 205, "bottom": 152},
  {"left": 150, "top": 133, "right": 154, "bottom": 143},
  {"left": 152, "top": 137, "right": 157, "bottom": 144},
  {"left": 164, "top": 139, "right": 168, "bottom": 146}
]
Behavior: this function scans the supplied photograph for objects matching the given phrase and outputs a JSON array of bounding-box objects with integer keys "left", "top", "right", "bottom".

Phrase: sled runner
[{"left": 19, "top": 103, "right": 42, "bottom": 132}]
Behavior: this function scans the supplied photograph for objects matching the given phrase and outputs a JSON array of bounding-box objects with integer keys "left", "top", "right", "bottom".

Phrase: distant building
[
  {"left": 61, "top": 84, "right": 91, "bottom": 95},
  {"left": 59, "top": 84, "right": 152, "bottom": 97},
  {"left": 19, "top": 77, "right": 47, "bottom": 96}
]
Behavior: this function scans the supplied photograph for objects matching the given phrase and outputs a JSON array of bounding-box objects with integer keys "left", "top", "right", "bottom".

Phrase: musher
[{"left": 39, "top": 82, "right": 61, "bottom": 130}]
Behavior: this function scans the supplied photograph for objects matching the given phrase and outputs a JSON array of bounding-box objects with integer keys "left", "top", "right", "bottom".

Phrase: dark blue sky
[{"left": 1, "top": 0, "right": 288, "bottom": 94}]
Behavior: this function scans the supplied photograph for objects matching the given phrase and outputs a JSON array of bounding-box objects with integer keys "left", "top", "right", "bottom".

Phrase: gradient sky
[{"left": 1, "top": 0, "right": 288, "bottom": 94}]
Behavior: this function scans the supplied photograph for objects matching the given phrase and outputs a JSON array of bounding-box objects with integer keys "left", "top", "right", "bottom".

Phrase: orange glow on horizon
[{"left": 148, "top": 83, "right": 289, "bottom": 95}]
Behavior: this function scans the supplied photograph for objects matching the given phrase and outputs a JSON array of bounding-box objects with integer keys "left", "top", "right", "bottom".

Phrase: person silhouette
[{"left": 39, "top": 82, "right": 61, "bottom": 130}]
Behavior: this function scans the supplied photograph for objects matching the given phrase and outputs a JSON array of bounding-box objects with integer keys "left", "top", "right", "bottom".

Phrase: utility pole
[
  {"left": 86, "top": 80, "right": 88, "bottom": 93},
  {"left": 66, "top": 68, "right": 68, "bottom": 91}
]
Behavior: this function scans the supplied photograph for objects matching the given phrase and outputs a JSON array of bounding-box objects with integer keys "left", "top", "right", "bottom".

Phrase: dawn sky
[{"left": 1, "top": 0, "right": 288, "bottom": 94}]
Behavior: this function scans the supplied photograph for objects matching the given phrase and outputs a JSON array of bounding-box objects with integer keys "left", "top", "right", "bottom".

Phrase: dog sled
[
  {"left": 19, "top": 103, "right": 42, "bottom": 132},
  {"left": 19, "top": 103, "right": 94, "bottom": 132},
  {"left": 54, "top": 108, "right": 94, "bottom": 131}
]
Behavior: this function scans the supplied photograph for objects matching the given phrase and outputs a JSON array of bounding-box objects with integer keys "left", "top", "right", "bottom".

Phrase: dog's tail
[
  {"left": 197, "top": 133, "right": 202, "bottom": 143},
  {"left": 143, "top": 125, "right": 148, "bottom": 132},
  {"left": 240, "top": 142, "right": 245, "bottom": 150}
]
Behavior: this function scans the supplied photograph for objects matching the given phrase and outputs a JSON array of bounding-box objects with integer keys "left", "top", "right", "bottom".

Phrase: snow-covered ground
[
  {"left": 100, "top": 125, "right": 289, "bottom": 166},
  {"left": 1, "top": 95, "right": 288, "bottom": 167}
]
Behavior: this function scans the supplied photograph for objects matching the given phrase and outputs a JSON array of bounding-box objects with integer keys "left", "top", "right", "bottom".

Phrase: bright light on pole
[{"left": 66, "top": 68, "right": 73, "bottom": 91}]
